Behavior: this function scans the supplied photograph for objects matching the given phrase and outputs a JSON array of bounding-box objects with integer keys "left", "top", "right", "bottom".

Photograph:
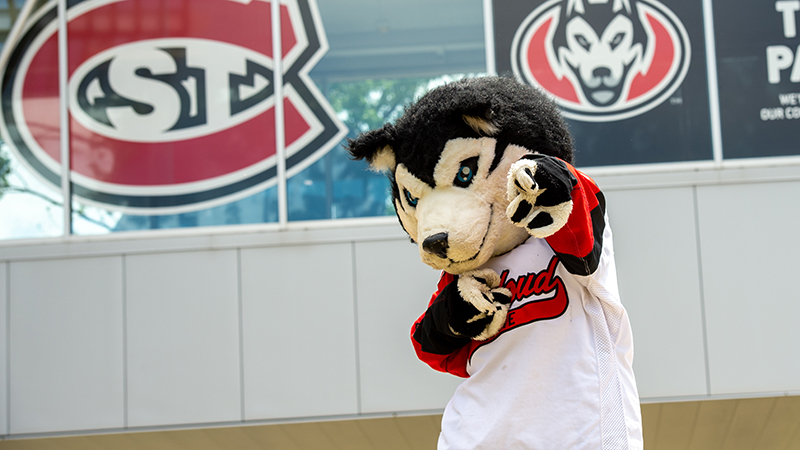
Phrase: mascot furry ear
[{"left": 347, "top": 123, "right": 397, "bottom": 173}]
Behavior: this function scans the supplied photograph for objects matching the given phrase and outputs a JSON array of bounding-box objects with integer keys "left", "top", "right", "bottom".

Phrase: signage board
[
  {"left": 494, "top": 0, "right": 713, "bottom": 167},
  {"left": 715, "top": 0, "right": 800, "bottom": 159},
  {"left": 0, "top": 0, "right": 346, "bottom": 213}
]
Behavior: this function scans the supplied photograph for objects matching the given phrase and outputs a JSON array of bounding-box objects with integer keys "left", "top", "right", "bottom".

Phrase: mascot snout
[{"left": 414, "top": 187, "right": 494, "bottom": 271}]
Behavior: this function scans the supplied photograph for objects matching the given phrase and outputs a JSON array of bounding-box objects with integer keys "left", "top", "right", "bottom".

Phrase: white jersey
[
  {"left": 438, "top": 230, "right": 641, "bottom": 450},
  {"left": 411, "top": 167, "right": 643, "bottom": 450}
]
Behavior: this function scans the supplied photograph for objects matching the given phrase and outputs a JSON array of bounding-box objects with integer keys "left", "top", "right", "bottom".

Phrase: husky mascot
[{"left": 347, "top": 76, "right": 643, "bottom": 450}]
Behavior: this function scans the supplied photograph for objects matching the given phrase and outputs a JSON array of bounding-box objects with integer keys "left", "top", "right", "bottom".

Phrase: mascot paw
[
  {"left": 451, "top": 269, "right": 512, "bottom": 341},
  {"left": 506, "top": 154, "right": 577, "bottom": 238}
]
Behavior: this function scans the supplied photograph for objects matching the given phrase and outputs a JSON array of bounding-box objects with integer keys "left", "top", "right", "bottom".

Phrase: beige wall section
[
  {"left": 1, "top": 397, "right": 799, "bottom": 449},
  {"left": 640, "top": 396, "right": 800, "bottom": 450}
]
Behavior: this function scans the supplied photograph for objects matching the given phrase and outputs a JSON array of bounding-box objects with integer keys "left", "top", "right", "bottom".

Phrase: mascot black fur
[{"left": 348, "top": 76, "right": 642, "bottom": 450}]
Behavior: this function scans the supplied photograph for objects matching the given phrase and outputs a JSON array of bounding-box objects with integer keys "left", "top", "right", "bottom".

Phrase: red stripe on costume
[{"left": 545, "top": 166, "right": 601, "bottom": 260}]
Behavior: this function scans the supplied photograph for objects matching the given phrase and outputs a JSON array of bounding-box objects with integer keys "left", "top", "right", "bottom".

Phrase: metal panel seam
[
  {"left": 237, "top": 248, "right": 245, "bottom": 422},
  {"left": 122, "top": 255, "right": 128, "bottom": 429},
  {"left": 5, "top": 262, "right": 9, "bottom": 436},
  {"left": 692, "top": 187, "right": 712, "bottom": 396},
  {"left": 351, "top": 241, "right": 362, "bottom": 414}
]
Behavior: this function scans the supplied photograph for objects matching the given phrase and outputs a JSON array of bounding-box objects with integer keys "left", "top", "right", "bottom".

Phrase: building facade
[{"left": 1, "top": 0, "right": 799, "bottom": 448}]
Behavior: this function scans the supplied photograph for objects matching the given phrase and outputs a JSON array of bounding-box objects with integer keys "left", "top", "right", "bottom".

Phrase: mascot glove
[
  {"left": 453, "top": 268, "right": 512, "bottom": 341},
  {"left": 506, "top": 154, "right": 577, "bottom": 239}
]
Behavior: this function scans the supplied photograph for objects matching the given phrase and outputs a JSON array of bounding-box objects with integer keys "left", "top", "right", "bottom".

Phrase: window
[
  {"left": 0, "top": 0, "right": 487, "bottom": 239},
  {"left": 2, "top": 0, "right": 797, "bottom": 241}
]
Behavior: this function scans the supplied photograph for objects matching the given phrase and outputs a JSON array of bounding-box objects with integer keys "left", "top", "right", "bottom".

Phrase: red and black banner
[
  {"left": 493, "top": 0, "right": 713, "bottom": 167},
  {"left": 1, "top": 0, "right": 345, "bottom": 213}
]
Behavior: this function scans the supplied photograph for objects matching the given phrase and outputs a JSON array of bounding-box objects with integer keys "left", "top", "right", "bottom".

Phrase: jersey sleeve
[
  {"left": 410, "top": 272, "right": 473, "bottom": 378},
  {"left": 545, "top": 163, "right": 607, "bottom": 276}
]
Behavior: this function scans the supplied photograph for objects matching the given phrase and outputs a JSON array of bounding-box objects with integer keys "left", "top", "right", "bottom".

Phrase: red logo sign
[
  {"left": 0, "top": 0, "right": 345, "bottom": 212},
  {"left": 511, "top": 0, "right": 690, "bottom": 122}
]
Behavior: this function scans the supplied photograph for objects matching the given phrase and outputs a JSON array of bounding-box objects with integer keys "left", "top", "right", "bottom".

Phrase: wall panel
[
  {"left": 354, "top": 239, "right": 461, "bottom": 413},
  {"left": 697, "top": 181, "right": 800, "bottom": 395},
  {"left": 606, "top": 188, "right": 709, "bottom": 399},
  {"left": 125, "top": 250, "right": 241, "bottom": 427},
  {"left": 240, "top": 243, "right": 359, "bottom": 419},
  {"left": 1, "top": 166, "right": 800, "bottom": 439},
  {"left": 9, "top": 257, "right": 124, "bottom": 434}
]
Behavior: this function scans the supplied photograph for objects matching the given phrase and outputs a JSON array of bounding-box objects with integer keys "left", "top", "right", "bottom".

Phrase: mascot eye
[
  {"left": 610, "top": 32, "right": 625, "bottom": 50},
  {"left": 575, "top": 34, "right": 591, "bottom": 51},
  {"left": 404, "top": 189, "right": 418, "bottom": 207},
  {"left": 454, "top": 156, "right": 479, "bottom": 188}
]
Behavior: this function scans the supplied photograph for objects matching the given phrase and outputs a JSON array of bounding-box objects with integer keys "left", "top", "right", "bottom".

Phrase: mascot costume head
[{"left": 347, "top": 76, "right": 575, "bottom": 275}]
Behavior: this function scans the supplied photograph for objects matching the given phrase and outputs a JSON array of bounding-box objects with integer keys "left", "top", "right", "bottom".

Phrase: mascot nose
[
  {"left": 593, "top": 67, "right": 611, "bottom": 79},
  {"left": 422, "top": 232, "right": 449, "bottom": 259}
]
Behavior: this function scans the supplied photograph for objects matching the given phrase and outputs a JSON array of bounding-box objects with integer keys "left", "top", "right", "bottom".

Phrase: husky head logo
[
  {"left": 511, "top": 0, "right": 690, "bottom": 122},
  {"left": 552, "top": 0, "right": 647, "bottom": 107}
]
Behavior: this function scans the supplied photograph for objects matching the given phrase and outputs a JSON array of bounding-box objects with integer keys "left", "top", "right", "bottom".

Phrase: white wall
[
  {"left": 697, "top": 182, "right": 800, "bottom": 395},
  {"left": 1, "top": 163, "right": 799, "bottom": 437},
  {"left": 8, "top": 257, "right": 125, "bottom": 434},
  {"left": 608, "top": 186, "right": 709, "bottom": 399}
]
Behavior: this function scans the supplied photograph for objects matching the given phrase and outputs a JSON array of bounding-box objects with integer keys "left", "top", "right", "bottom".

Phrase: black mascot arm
[
  {"left": 506, "top": 153, "right": 607, "bottom": 276},
  {"left": 412, "top": 282, "right": 473, "bottom": 356},
  {"left": 411, "top": 270, "right": 512, "bottom": 377},
  {"left": 413, "top": 269, "right": 512, "bottom": 356}
]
